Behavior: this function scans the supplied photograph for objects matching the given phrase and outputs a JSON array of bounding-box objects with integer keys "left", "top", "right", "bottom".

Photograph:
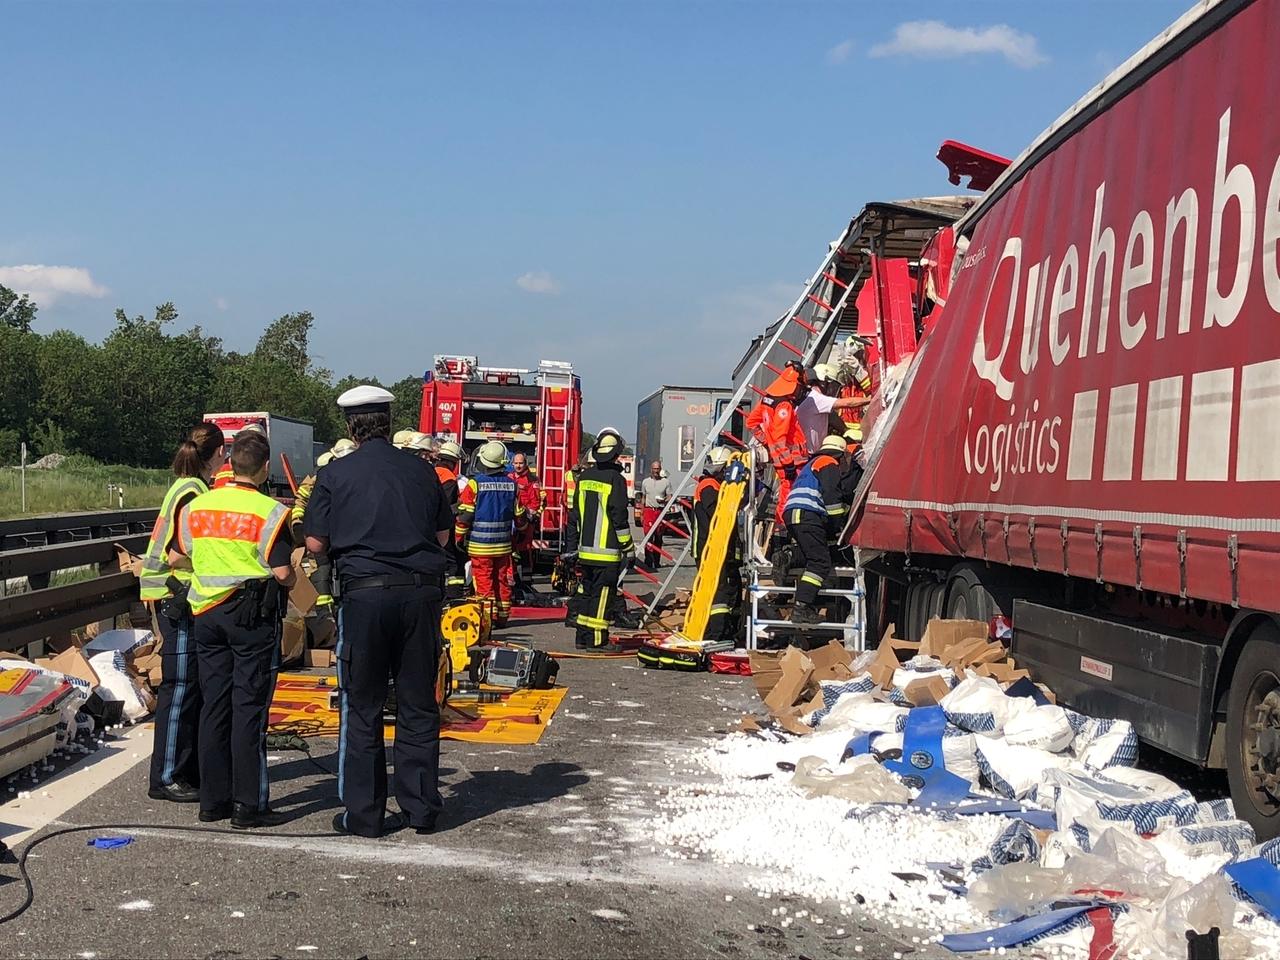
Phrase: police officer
[
  {"left": 140, "top": 422, "right": 225, "bottom": 803},
  {"left": 177, "top": 431, "right": 295, "bottom": 828},
  {"left": 304, "top": 385, "right": 454, "bottom": 838},
  {"left": 565, "top": 428, "right": 634, "bottom": 649}
]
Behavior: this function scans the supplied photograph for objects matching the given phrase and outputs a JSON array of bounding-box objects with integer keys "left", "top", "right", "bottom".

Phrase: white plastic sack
[
  {"left": 83, "top": 628, "right": 153, "bottom": 657},
  {"left": 1044, "top": 767, "right": 1198, "bottom": 842},
  {"left": 940, "top": 674, "right": 1034, "bottom": 735},
  {"left": 974, "top": 737, "right": 1076, "bottom": 799},
  {"left": 803, "top": 675, "right": 879, "bottom": 726},
  {"left": 88, "top": 650, "right": 151, "bottom": 722},
  {"left": 1072, "top": 716, "right": 1139, "bottom": 769},
  {"left": 812, "top": 696, "right": 908, "bottom": 735},
  {"left": 1003, "top": 704, "right": 1075, "bottom": 753},
  {"left": 869, "top": 728, "right": 980, "bottom": 786}
]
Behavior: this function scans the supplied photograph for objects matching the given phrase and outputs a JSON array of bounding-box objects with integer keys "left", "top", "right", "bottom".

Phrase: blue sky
[{"left": 1, "top": 0, "right": 1191, "bottom": 431}]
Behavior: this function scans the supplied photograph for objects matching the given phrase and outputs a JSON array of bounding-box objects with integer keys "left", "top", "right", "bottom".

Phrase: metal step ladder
[{"left": 631, "top": 231, "right": 869, "bottom": 626}]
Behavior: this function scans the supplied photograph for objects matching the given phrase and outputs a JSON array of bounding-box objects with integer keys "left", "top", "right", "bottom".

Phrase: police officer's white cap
[{"left": 337, "top": 384, "right": 395, "bottom": 415}]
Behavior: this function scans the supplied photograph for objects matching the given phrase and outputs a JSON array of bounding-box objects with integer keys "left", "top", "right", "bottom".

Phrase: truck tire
[
  {"left": 943, "top": 564, "right": 1004, "bottom": 623},
  {"left": 902, "top": 579, "right": 929, "bottom": 641},
  {"left": 924, "top": 580, "right": 945, "bottom": 630},
  {"left": 1226, "top": 622, "right": 1280, "bottom": 840}
]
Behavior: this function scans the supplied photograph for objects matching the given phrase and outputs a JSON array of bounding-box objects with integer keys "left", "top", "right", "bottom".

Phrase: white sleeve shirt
[{"left": 796, "top": 391, "right": 838, "bottom": 453}]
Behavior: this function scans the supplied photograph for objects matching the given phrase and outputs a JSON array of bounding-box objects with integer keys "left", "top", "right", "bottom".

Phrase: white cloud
[
  {"left": 215, "top": 296, "right": 230, "bottom": 311},
  {"left": 870, "top": 20, "right": 1047, "bottom": 69},
  {"left": 0, "top": 264, "right": 108, "bottom": 306},
  {"left": 515, "top": 270, "right": 561, "bottom": 295},
  {"left": 826, "top": 39, "right": 855, "bottom": 65}
]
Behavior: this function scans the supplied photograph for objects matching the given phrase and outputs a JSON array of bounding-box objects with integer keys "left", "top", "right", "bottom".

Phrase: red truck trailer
[
  {"left": 418, "top": 355, "right": 582, "bottom": 551},
  {"left": 849, "top": 0, "right": 1280, "bottom": 837}
]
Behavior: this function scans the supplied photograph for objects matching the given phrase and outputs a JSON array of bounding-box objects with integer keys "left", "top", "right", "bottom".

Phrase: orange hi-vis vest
[{"left": 746, "top": 397, "right": 807, "bottom": 470}]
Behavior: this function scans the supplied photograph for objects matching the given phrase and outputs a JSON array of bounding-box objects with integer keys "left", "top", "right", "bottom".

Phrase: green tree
[
  {"left": 256, "top": 311, "right": 321, "bottom": 378},
  {"left": 0, "top": 325, "right": 40, "bottom": 442},
  {"left": 388, "top": 375, "right": 424, "bottom": 433},
  {"left": 35, "top": 330, "right": 108, "bottom": 458},
  {"left": 102, "top": 304, "right": 217, "bottom": 466},
  {"left": 0, "top": 284, "right": 37, "bottom": 333}
]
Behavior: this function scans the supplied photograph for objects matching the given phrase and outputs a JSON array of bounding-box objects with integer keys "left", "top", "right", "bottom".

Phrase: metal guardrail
[{"left": 0, "top": 509, "right": 158, "bottom": 654}]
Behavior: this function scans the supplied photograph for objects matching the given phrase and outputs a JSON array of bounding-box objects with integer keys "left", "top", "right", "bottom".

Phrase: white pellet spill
[{"left": 649, "top": 729, "right": 1280, "bottom": 959}]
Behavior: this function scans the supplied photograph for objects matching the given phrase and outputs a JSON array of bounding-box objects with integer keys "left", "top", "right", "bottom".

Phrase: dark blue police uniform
[{"left": 304, "top": 436, "right": 453, "bottom": 837}]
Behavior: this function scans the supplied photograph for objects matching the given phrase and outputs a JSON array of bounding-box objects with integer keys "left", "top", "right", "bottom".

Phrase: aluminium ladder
[{"left": 631, "top": 230, "right": 868, "bottom": 626}]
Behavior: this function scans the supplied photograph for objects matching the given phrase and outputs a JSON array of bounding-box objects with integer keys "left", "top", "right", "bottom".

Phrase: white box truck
[{"left": 202, "top": 412, "right": 315, "bottom": 496}]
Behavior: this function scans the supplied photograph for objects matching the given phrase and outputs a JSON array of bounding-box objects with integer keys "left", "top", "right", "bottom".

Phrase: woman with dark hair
[{"left": 139, "top": 422, "right": 225, "bottom": 803}]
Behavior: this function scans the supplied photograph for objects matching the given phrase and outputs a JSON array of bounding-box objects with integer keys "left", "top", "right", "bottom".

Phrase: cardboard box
[
  {"left": 976, "top": 660, "right": 1031, "bottom": 684},
  {"left": 920, "top": 619, "right": 989, "bottom": 660},
  {"left": 36, "top": 646, "right": 100, "bottom": 688},
  {"left": 763, "top": 646, "right": 814, "bottom": 715},
  {"left": 288, "top": 548, "right": 319, "bottom": 617},
  {"left": 807, "top": 640, "right": 854, "bottom": 682},
  {"left": 147, "top": 664, "right": 164, "bottom": 687},
  {"left": 130, "top": 652, "right": 162, "bottom": 678},
  {"left": 115, "top": 544, "right": 143, "bottom": 578},
  {"left": 868, "top": 626, "right": 921, "bottom": 689},
  {"left": 306, "top": 648, "right": 336, "bottom": 669},
  {"left": 281, "top": 619, "right": 307, "bottom": 667},
  {"left": 749, "top": 650, "right": 785, "bottom": 701},
  {"left": 902, "top": 674, "right": 952, "bottom": 707}
]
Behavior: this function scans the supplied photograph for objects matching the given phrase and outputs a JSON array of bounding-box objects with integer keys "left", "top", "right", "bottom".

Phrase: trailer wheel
[
  {"left": 1226, "top": 622, "right": 1280, "bottom": 840},
  {"left": 924, "top": 580, "right": 945, "bottom": 629},
  {"left": 901, "top": 579, "right": 928, "bottom": 641},
  {"left": 943, "top": 564, "right": 1003, "bottom": 623}
]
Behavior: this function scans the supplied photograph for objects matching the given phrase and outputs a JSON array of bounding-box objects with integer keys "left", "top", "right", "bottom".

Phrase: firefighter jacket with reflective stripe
[
  {"left": 746, "top": 397, "right": 806, "bottom": 470},
  {"left": 212, "top": 461, "right": 234, "bottom": 489},
  {"left": 139, "top": 476, "right": 208, "bottom": 600},
  {"left": 179, "top": 483, "right": 290, "bottom": 615},
  {"left": 568, "top": 462, "right": 632, "bottom": 565},
  {"left": 784, "top": 453, "right": 859, "bottom": 530},
  {"left": 693, "top": 474, "right": 742, "bottom": 567},
  {"left": 455, "top": 470, "right": 526, "bottom": 557},
  {"left": 290, "top": 474, "right": 317, "bottom": 535}
]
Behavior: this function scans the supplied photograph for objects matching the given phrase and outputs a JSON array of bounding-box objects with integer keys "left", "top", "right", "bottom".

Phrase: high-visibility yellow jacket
[
  {"left": 178, "top": 482, "right": 290, "bottom": 615},
  {"left": 139, "top": 476, "right": 208, "bottom": 600}
]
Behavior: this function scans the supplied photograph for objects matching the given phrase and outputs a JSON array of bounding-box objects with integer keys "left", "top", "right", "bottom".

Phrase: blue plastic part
[
  {"left": 882, "top": 706, "right": 972, "bottom": 803},
  {"left": 938, "top": 904, "right": 1099, "bottom": 952},
  {"left": 1225, "top": 857, "right": 1280, "bottom": 921},
  {"left": 842, "top": 732, "right": 872, "bottom": 760},
  {"left": 951, "top": 798, "right": 1058, "bottom": 830},
  {"left": 86, "top": 836, "right": 135, "bottom": 849},
  {"left": 1004, "top": 676, "right": 1050, "bottom": 706}
]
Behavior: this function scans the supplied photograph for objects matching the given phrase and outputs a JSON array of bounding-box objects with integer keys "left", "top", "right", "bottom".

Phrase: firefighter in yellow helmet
[{"left": 565, "top": 428, "right": 633, "bottom": 649}]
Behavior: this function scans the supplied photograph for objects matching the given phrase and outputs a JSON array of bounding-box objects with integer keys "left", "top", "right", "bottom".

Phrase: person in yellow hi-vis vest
[
  {"left": 175, "top": 431, "right": 295, "bottom": 829},
  {"left": 139, "top": 422, "right": 226, "bottom": 804},
  {"left": 565, "top": 429, "right": 633, "bottom": 650}
]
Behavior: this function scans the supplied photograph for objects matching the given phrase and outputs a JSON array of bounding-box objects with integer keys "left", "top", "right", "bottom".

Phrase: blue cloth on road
[{"left": 87, "top": 836, "right": 134, "bottom": 849}]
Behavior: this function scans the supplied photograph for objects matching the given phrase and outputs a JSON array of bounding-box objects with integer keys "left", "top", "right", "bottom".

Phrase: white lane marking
[{"left": 0, "top": 726, "right": 154, "bottom": 846}]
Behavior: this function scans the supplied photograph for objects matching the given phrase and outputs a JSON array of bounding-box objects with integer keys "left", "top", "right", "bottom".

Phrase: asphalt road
[{"left": 0, "top": 585, "right": 932, "bottom": 960}]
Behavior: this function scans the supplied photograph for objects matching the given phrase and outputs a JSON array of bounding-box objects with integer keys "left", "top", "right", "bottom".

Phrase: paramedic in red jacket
[{"left": 509, "top": 453, "right": 542, "bottom": 579}]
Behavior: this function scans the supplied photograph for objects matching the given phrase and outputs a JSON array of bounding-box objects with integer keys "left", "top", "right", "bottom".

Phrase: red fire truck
[
  {"left": 418, "top": 355, "right": 583, "bottom": 551},
  {"left": 847, "top": 0, "right": 1280, "bottom": 837}
]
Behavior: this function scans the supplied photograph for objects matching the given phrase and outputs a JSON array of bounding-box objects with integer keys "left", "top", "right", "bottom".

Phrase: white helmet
[
  {"left": 316, "top": 451, "right": 334, "bottom": 469},
  {"left": 392, "top": 429, "right": 420, "bottom": 449},
  {"left": 709, "top": 446, "right": 733, "bottom": 467},
  {"left": 593, "top": 427, "right": 624, "bottom": 463},
  {"left": 478, "top": 440, "right": 508, "bottom": 469},
  {"left": 812, "top": 363, "right": 839, "bottom": 385},
  {"left": 437, "top": 440, "right": 463, "bottom": 462},
  {"left": 331, "top": 439, "right": 357, "bottom": 459},
  {"left": 407, "top": 433, "right": 436, "bottom": 452}
]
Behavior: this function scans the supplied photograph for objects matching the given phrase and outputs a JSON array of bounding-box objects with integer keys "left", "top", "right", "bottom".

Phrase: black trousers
[
  {"left": 336, "top": 584, "right": 443, "bottom": 837},
  {"left": 788, "top": 518, "right": 833, "bottom": 607},
  {"left": 705, "top": 561, "right": 743, "bottom": 644},
  {"left": 572, "top": 561, "right": 620, "bottom": 648},
  {"left": 194, "top": 595, "right": 278, "bottom": 811},
  {"left": 149, "top": 607, "right": 201, "bottom": 790}
]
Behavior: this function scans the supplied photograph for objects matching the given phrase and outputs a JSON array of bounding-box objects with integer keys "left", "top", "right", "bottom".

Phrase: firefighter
[
  {"left": 290, "top": 439, "right": 356, "bottom": 545},
  {"left": 745, "top": 365, "right": 808, "bottom": 540},
  {"left": 455, "top": 440, "right": 526, "bottom": 626},
  {"left": 565, "top": 428, "right": 633, "bottom": 649},
  {"left": 797, "top": 363, "right": 870, "bottom": 455},
  {"left": 391, "top": 429, "right": 421, "bottom": 450},
  {"left": 139, "top": 422, "right": 226, "bottom": 804},
  {"left": 211, "top": 422, "right": 267, "bottom": 489},
  {"left": 176, "top": 431, "right": 295, "bottom": 827},
  {"left": 784, "top": 434, "right": 862, "bottom": 625},
  {"left": 509, "top": 452, "right": 541, "bottom": 581},
  {"left": 693, "top": 446, "right": 742, "bottom": 644},
  {"left": 434, "top": 441, "right": 467, "bottom": 595},
  {"left": 305, "top": 384, "right": 453, "bottom": 837}
]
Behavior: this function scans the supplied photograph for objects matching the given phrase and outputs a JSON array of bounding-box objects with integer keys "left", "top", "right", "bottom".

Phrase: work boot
[
  {"left": 148, "top": 781, "right": 199, "bottom": 803},
  {"left": 198, "top": 802, "right": 233, "bottom": 823},
  {"left": 790, "top": 602, "right": 823, "bottom": 624},
  {"left": 231, "top": 803, "right": 290, "bottom": 830},
  {"left": 330, "top": 811, "right": 406, "bottom": 838}
]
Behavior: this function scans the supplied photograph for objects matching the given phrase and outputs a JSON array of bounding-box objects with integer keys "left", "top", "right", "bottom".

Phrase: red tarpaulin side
[{"left": 855, "top": 1, "right": 1280, "bottom": 614}]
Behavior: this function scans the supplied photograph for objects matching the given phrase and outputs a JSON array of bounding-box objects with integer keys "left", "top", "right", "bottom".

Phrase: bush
[{"left": 0, "top": 428, "right": 18, "bottom": 466}]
